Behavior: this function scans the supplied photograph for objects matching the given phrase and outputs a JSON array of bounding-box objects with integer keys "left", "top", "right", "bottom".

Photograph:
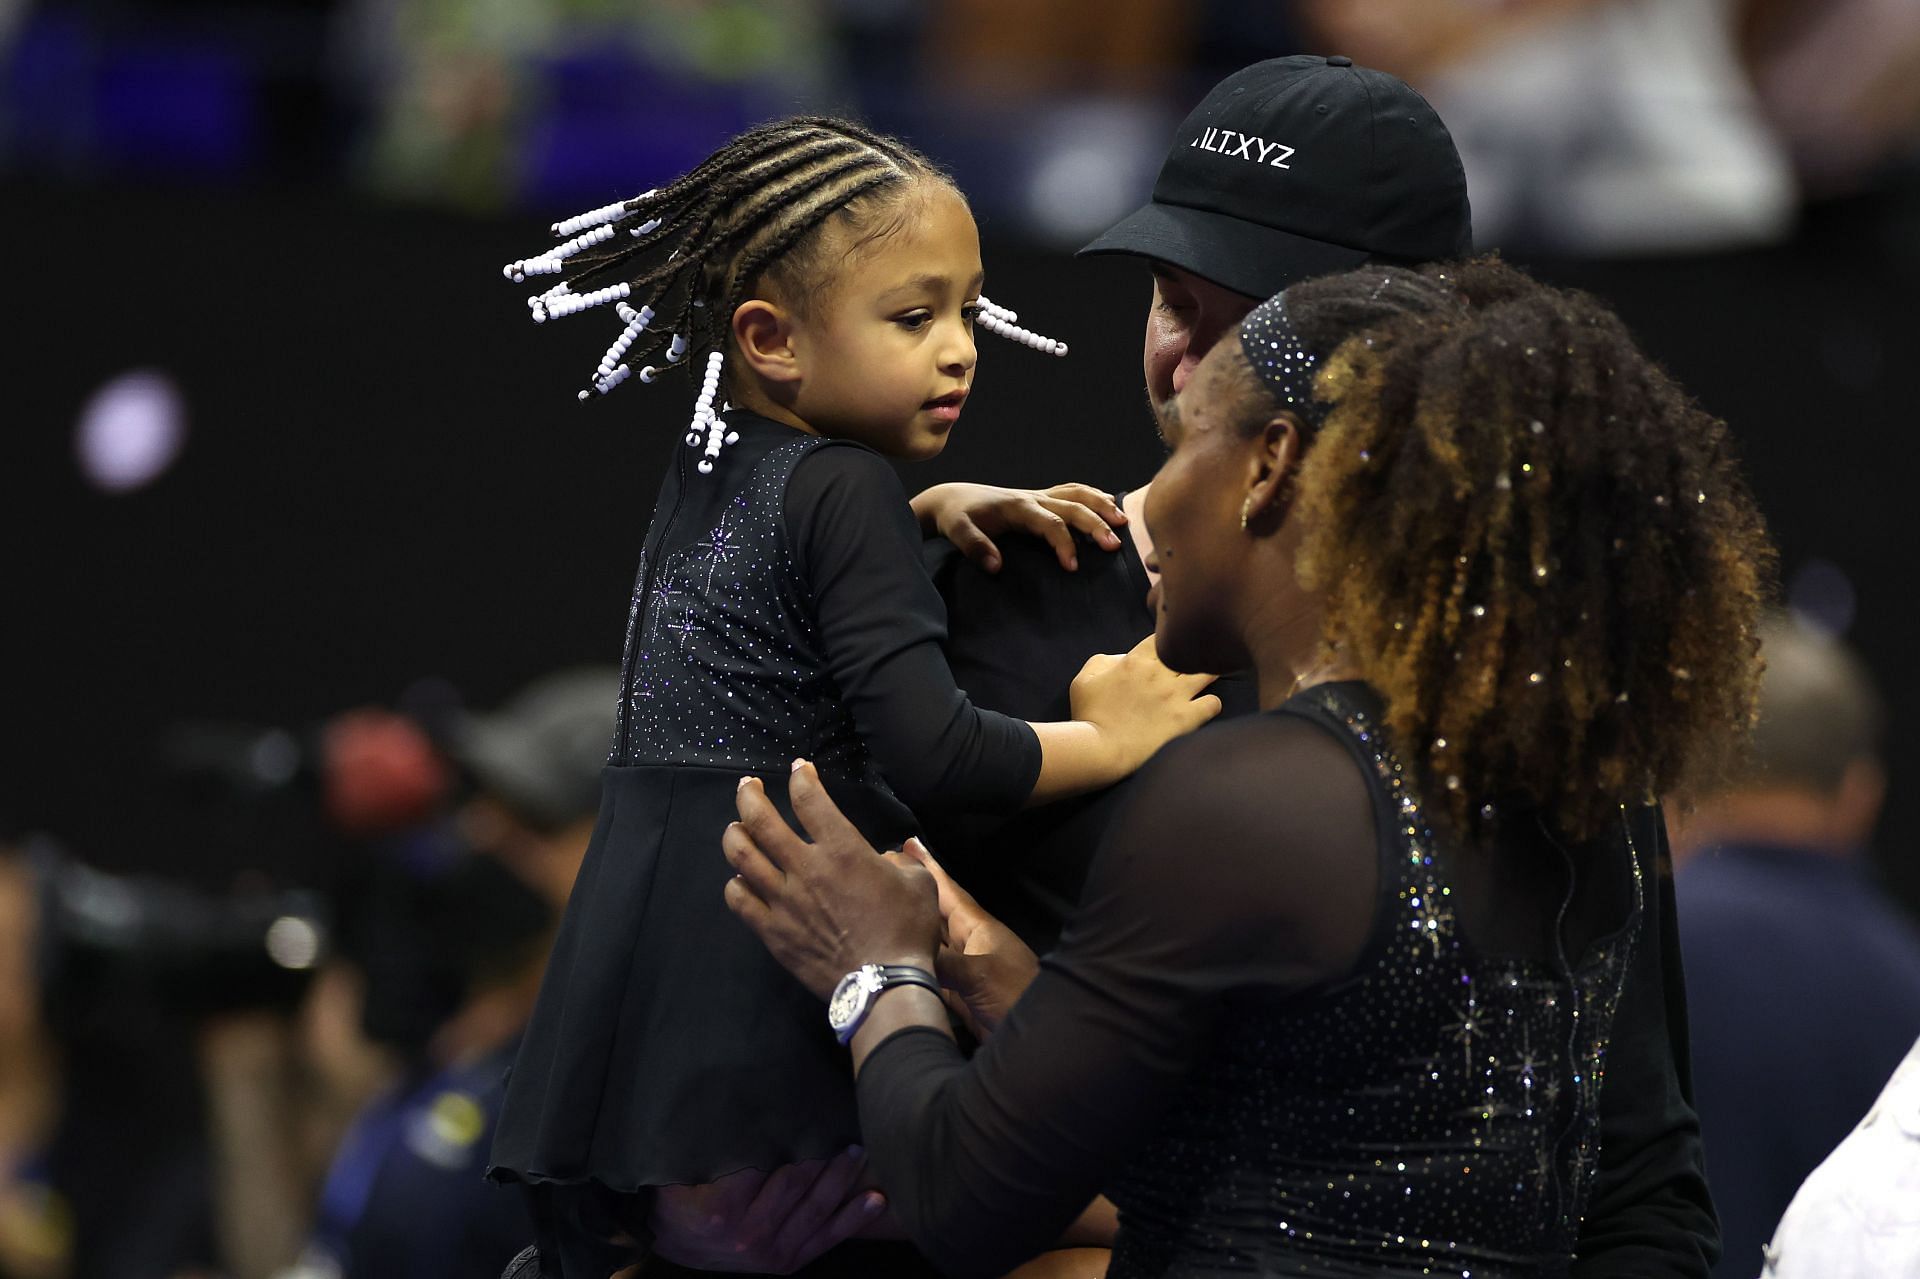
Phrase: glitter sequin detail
[
  {"left": 1237, "top": 292, "right": 1326, "bottom": 429},
  {"left": 1106, "top": 684, "right": 1643, "bottom": 1277},
  {"left": 609, "top": 416, "right": 876, "bottom": 788}
]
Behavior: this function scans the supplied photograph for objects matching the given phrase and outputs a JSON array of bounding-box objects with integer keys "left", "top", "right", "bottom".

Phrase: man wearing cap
[
  {"left": 914, "top": 52, "right": 1472, "bottom": 954},
  {"left": 649, "top": 56, "right": 1719, "bottom": 1277},
  {"left": 301, "top": 669, "right": 620, "bottom": 1279}
]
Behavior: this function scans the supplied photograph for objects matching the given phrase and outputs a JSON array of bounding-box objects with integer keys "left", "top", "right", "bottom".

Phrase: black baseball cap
[{"left": 1079, "top": 55, "right": 1471, "bottom": 299}]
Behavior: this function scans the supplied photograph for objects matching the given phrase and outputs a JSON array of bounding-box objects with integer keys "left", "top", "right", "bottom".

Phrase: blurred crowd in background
[
  {"left": 6, "top": 0, "right": 1920, "bottom": 249},
  {"left": 7, "top": 2, "right": 1920, "bottom": 1278}
]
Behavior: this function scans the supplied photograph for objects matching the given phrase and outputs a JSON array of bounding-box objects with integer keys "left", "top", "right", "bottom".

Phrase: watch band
[
  {"left": 872, "top": 964, "right": 941, "bottom": 993},
  {"left": 831, "top": 963, "right": 941, "bottom": 1045}
]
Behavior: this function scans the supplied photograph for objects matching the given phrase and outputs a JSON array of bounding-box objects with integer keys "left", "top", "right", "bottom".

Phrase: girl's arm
[
  {"left": 1028, "top": 636, "right": 1218, "bottom": 806},
  {"left": 789, "top": 446, "right": 1213, "bottom": 817}
]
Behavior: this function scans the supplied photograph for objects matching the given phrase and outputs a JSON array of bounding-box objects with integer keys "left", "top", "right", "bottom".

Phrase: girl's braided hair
[
  {"left": 512, "top": 116, "right": 955, "bottom": 389},
  {"left": 1280, "top": 258, "right": 1774, "bottom": 837}
]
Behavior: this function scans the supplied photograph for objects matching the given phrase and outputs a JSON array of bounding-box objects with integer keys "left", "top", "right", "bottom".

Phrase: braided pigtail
[{"left": 502, "top": 115, "right": 1071, "bottom": 466}]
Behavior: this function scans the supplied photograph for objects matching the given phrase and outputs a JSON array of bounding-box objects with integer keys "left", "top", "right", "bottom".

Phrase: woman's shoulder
[
  {"left": 1089, "top": 706, "right": 1381, "bottom": 966},
  {"left": 1123, "top": 709, "right": 1376, "bottom": 866}
]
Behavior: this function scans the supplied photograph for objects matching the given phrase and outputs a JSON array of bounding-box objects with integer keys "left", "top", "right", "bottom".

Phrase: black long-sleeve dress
[
  {"left": 489, "top": 410, "right": 1040, "bottom": 1197},
  {"left": 862, "top": 682, "right": 1652, "bottom": 1278},
  {"left": 925, "top": 528, "right": 1717, "bottom": 1275}
]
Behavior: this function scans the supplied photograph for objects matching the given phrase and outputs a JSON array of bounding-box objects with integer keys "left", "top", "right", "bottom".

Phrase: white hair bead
[
  {"left": 976, "top": 296, "right": 1017, "bottom": 324},
  {"left": 975, "top": 301, "right": 1067, "bottom": 357},
  {"left": 552, "top": 197, "right": 634, "bottom": 238},
  {"left": 666, "top": 333, "right": 688, "bottom": 363},
  {"left": 553, "top": 222, "right": 618, "bottom": 262},
  {"left": 639, "top": 366, "right": 659, "bottom": 383},
  {"left": 538, "top": 282, "right": 632, "bottom": 322},
  {"left": 630, "top": 217, "right": 663, "bottom": 237},
  {"left": 685, "top": 350, "right": 730, "bottom": 475}
]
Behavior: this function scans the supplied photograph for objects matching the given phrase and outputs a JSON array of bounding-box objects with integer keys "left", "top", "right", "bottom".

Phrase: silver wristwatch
[{"left": 827, "top": 963, "right": 941, "bottom": 1045}]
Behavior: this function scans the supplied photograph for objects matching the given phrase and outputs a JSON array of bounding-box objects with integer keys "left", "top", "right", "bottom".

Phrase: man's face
[{"left": 1143, "top": 263, "right": 1260, "bottom": 416}]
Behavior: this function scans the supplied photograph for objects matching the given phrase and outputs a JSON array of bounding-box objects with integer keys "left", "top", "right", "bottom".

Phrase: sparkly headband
[{"left": 1237, "top": 291, "right": 1325, "bottom": 430}]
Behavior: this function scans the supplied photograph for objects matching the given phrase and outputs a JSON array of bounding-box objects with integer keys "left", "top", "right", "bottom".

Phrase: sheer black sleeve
[
  {"left": 1573, "top": 811, "right": 1721, "bottom": 1276},
  {"left": 856, "top": 713, "right": 1379, "bottom": 1278},
  {"left": 786, "top": 444, "right": 1041, "bottom": 816}
]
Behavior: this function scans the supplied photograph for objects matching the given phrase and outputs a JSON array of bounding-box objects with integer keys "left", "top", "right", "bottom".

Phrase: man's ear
[
  {"left": 1242, "top": 413, "right": 1304, "bottom": 532},
  {"left": 732, "top": 299, "right": 802, "bottom": 392}
]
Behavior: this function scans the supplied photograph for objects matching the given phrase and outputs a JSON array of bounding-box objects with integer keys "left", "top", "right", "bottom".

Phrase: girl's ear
[
  {"left": 732, "top": 299, "right": 802, "bottom": 391},
  {"left": 1243, "top": 413, "right": 1304, "bottom": 532}
]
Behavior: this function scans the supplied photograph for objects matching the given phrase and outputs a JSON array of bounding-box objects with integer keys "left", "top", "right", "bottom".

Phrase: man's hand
[
  {"left": 724, "top": 763, "right": 943, "bottom": 999},
  {"left": 901, "top": 840, "right": 1039, "bottom": 1040},
  {"left": 910, "top": 482, "right": 1127, "bottom": 573},
  {"left": 648, "top": 1148, "right": 888, "bottom": 1273}
]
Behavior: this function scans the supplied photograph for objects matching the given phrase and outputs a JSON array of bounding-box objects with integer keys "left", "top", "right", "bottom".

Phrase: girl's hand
[
  {"left": 901, "top": 840, "right": 1038, "bottom": 1041},
  {"left": 1070, "top": 634, "right": 1221, "bottom": 778},
  {"left": 724, "top": 762, "right": 942, "bottom": 999},
  {"left": 909, "top": 482, "right": 1126, "bottom": 573}
]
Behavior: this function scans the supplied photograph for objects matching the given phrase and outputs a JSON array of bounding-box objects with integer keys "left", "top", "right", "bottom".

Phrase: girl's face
[
  {"left": 786, "top": 184, "right": 983, "bottom": 460},
  {"left": 1144, "top": 338, "right": 1270, "bottom": 675}
]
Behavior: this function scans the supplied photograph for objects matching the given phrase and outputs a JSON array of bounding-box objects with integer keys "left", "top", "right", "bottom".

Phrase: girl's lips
[{"left": 923, "top": 391, "right": 967, "bottom": 423}]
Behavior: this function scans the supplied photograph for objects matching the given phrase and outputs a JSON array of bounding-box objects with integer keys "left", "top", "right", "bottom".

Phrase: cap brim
[{"left": 1078, "top": 201, "right": 1372, "bottom": 300}]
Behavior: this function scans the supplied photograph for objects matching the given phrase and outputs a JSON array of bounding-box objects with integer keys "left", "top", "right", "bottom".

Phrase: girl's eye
[
  {"left": 961, "top": 302, "right": 982, "bottom": 322},
  {"left": 896, "top": 311, "right": 932, "bottom": 331}
]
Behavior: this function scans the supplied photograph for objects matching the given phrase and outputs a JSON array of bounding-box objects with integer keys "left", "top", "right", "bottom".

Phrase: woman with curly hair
[{"left": 720, "top": 261, "right": 1773, "bottom": 1278}]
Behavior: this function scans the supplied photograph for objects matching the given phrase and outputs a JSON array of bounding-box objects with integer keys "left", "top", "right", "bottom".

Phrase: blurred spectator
[
  {"left": 0, "top": 850, "right": 68, "bottom": 1279},
  {"left": 1670, "top": 613, "right": 1920, "bottom": 1279},
  {"left": 1735, "top": 0, "right": 1920, "bottom": 195},
  {"left": 1756, "top": 1034, "right": 1920, "bottom": 1278},
  {"left": 282, "top": 667, "right": 617, "bottom": 1279},
  {"left": 336, "top": 0, "right": 837, "bottom": 208},
  {"left": 1296, "top": 0, "right": 1797, "bottom": 254},
  {"left": 926, "top": 0, "right": 1194, "bottom": 96},
  {"left": 0, "top": 844, "right": 222, "bottom": 1279}
]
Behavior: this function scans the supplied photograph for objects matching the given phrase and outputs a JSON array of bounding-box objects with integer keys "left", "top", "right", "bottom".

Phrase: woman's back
[
  {"left": 1106, "top": 683, "right": 1645, "bottom": 1276},
  {"left": 859, "top": 680, "right": 1646, "bottom": 1278}
]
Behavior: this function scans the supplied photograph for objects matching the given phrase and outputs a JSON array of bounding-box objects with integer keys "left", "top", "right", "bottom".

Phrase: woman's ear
[
  {"left": 732, "top": 299, "right": 802, "bottom": 393},
  {"left": 1242, "top": 413, "right": 1304, "bottom": 532}
]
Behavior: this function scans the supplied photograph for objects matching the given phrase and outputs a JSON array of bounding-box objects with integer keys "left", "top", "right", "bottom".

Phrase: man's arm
[{"left": 1573, "top": 812, "right": 1719, "bottom": 1276}]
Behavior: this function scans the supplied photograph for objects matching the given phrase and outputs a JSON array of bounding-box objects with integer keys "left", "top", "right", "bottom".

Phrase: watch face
[{"left": 827, "top": 971, "right": 868, "bottom": 1033}]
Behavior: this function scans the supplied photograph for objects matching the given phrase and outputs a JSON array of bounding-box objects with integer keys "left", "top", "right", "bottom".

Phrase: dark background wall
[{"left": 7, "top": 178, "right": 1919, "bottom": 911}]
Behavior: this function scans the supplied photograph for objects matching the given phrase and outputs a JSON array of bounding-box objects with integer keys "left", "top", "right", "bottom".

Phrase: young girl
[{"left": 485, "top": 117, "right": 1218, "bottom": 1271}]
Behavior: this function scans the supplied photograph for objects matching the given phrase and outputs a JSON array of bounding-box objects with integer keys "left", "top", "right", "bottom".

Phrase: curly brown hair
[{"left": 1283, "top": 257, "right": 1775, "bottom": 837}]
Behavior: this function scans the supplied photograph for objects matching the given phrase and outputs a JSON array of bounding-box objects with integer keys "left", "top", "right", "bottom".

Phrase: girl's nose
[{"left": 942, "top": 326, "right": 977, "bottom": 375}]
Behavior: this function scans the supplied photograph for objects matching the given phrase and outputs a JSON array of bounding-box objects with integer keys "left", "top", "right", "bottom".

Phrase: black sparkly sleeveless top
[
  {"left": 609, "top": 420, "right": 872, "bottom": 785},
  {"left": 1106, "top": 684, "right": 1645, "bottom": 1278}
]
